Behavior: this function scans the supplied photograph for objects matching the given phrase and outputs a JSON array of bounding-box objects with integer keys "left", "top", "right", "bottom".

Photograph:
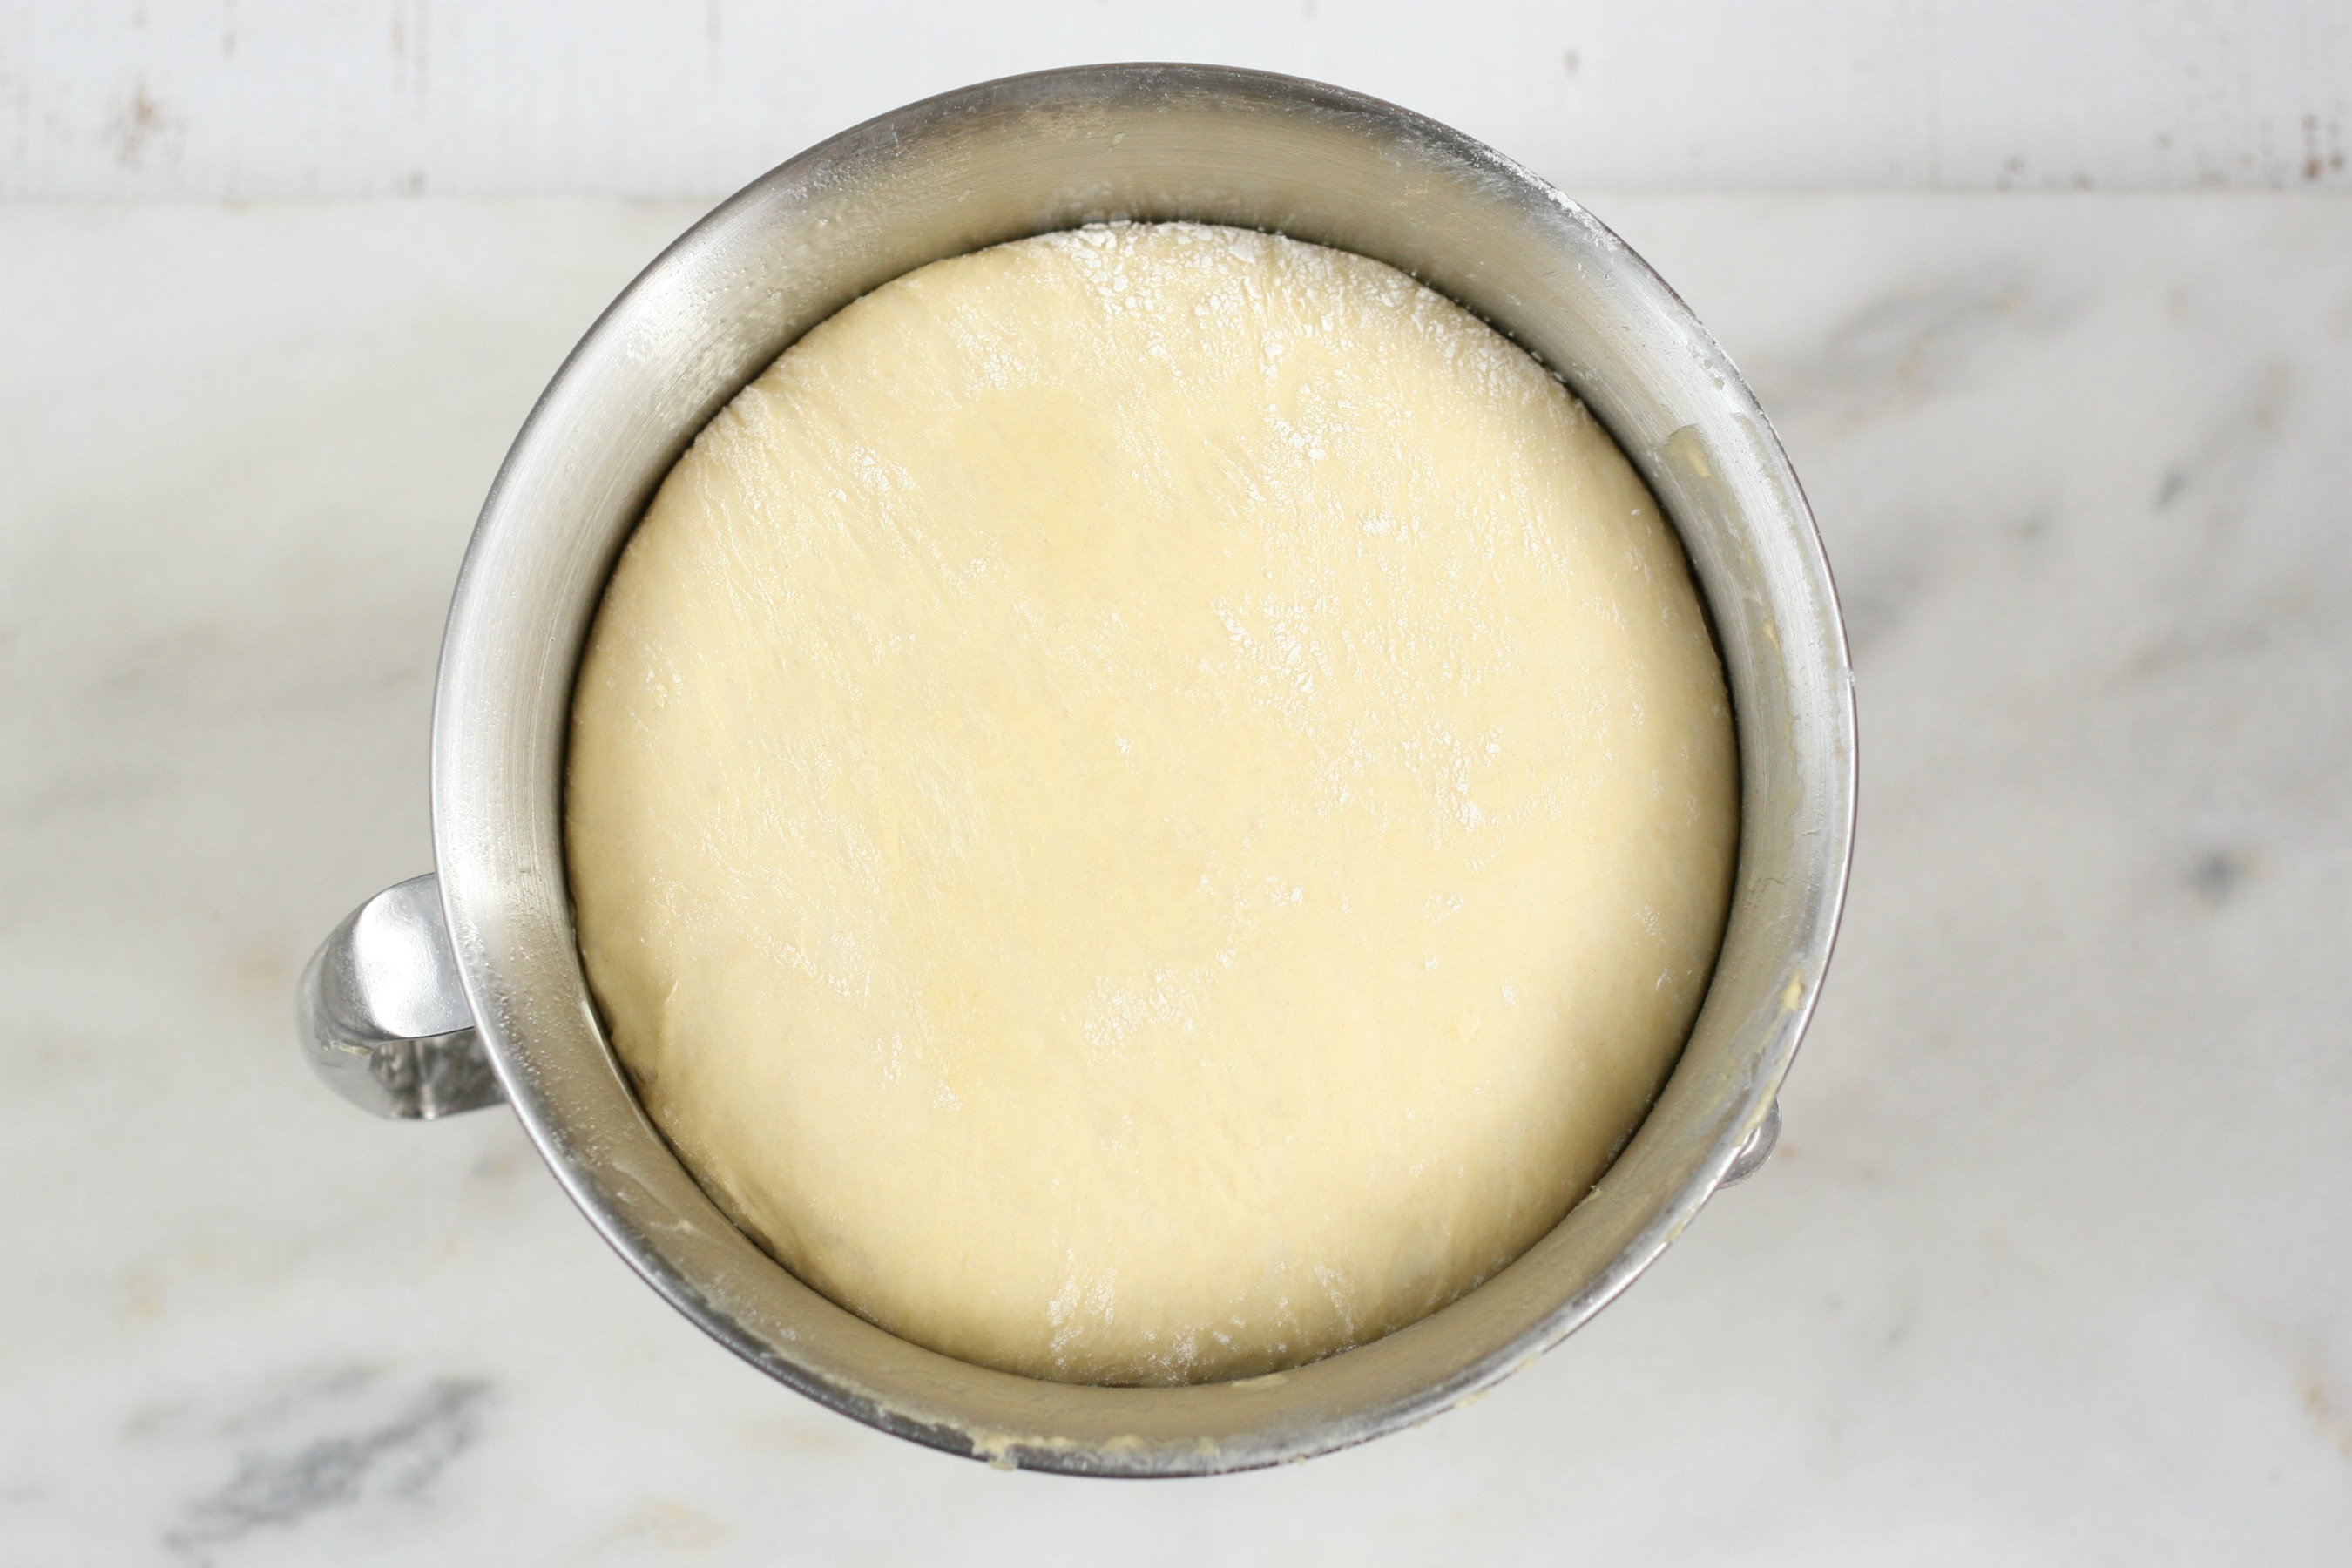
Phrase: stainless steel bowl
[{"left": 298, "top": 63, "right": 1854, "bottom": 1476}]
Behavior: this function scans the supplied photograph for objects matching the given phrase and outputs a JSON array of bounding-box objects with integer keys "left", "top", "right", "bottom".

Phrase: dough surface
[{"left": 566, "top": 222, "right": 1737, "bottom": 1385}]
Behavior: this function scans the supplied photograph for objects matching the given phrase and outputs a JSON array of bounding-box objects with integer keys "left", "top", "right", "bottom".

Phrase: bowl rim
[{"left": 429, "top": 60, "right": 1857, "bottom": 1476}]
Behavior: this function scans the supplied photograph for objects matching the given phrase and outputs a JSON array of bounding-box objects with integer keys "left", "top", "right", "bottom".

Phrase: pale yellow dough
[{"left": 567, "top": 222, "right": 1737, "bottom": 1385}]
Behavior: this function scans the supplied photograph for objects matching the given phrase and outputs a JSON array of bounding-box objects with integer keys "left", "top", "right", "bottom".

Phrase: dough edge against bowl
[{"left": 562, "top": 219, "right": 1740, "bottom": 1389}]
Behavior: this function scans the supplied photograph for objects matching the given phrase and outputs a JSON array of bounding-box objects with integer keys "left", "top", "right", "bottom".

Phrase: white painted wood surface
[{"left": 3, "top": 0, "right": 2347, "bottom": 199}]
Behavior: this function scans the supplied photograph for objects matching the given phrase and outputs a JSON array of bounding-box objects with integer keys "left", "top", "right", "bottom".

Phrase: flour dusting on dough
[{"left": 566, "top": 222, "right": 1737, "bottom": 1385}]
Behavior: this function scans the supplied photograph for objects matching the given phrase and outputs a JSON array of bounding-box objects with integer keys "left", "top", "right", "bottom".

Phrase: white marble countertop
[{"left": 3, "top": 191, "right": 2348, "bottom": 1565}]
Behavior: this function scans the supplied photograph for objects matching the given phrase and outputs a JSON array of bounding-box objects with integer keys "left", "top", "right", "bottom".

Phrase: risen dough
[{"left": 566, "top": 222, "right": 1737, "bottom": 1385}]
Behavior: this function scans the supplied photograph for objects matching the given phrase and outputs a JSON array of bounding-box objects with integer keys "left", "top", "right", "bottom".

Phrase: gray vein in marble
[
  {"left": 163, "top": 1370, "right": 490, "bottom": 1565},
  {"left": 1747, "top": 267, "right": 2080, "bottom": 431},
  {"left": 2155, "top": 360, "right": 2291, "bottom": 514},
  {"left": 2186, "top": 845, "right": 2258, "bottom": 909}
]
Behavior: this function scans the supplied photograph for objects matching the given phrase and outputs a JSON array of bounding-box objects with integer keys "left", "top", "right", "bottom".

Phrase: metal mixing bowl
[{"left": 298, "top": 63, "right": 1855, "bottom": 1476}]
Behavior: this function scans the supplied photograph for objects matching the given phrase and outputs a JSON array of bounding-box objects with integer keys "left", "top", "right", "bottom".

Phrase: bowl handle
[
  {"left": 1717, "top": 1099, "right": 1781, "bottom": 1186},
  {"left": 287, "top": 871, "right": 1779, "bottom": 1166},
  {"left": 296, "top": 873, "right": 504, "bottom": 1119}
]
